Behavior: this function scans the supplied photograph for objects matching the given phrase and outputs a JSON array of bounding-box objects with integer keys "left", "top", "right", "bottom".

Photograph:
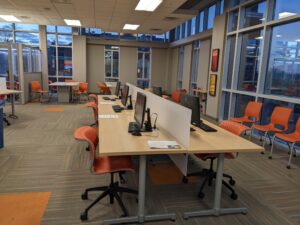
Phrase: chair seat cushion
[
  {"left": 220, "top": 120, "right": 250, "bottom": 136},
  {"left": 252, "top": 124, "right": 283, "bottom": 133},
  {"left": 85, "top": 102, "right": 97, "bottom": 108},
  {"left": 275, "top": 133, "right": 300, "bottom": 143},
  {"left": 195, "top": 153, "right": 235, "bottom": 160},
  {"left": 230, "top": 117, "right": 254, "bottom": 123},
  {"left": 93, "top": 156, "right": 135, "bottom": 174}
]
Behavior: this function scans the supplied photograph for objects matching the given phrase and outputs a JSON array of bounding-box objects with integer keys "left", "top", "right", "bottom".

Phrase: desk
[
  {"left": 98, "top": 99, "right": 263, "bottom": 224},
  {"left": 49, "top": 82, "right": 79, "bottom": 103},
  {"left": 0, "top": 89, "right": 23, "bottom": 119}
]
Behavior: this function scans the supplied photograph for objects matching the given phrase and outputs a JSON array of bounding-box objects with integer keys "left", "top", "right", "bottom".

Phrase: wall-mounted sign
[
  {"left": 211, "top": 49, "right": 219, "bottom": 72},
  {"left": 209, "top": 74, "right": 217, "bottom": 97}
]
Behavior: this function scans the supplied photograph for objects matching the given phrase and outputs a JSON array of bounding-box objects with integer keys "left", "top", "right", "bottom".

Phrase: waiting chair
[
  {"left": 74, "top": 82, "right": 88, "bottom": 102},
  {"left": 88, "top": 94, "right": 98, "bottom": 105},
  {"left": 85, "top": 101, "right": 98, "bottom": 127},
  {"left": 162, "top": 89, "right": 187, "bottom": 103},
  {"left": 251, "top": 106, "right": 293, "bottom": 150},
  {"left": 230, "top": 101, "right": 262, "bottom": 124},
  {"left": 74, "top": 126, "right": 137, "bottom": 221},
  {"left": 96, "top": 82, "right": 111, "bottom": 95},
  {"left": 270, "top": 117, "right": 300, "bottom": 169},
  {"left": 31, "top": 81, "right": 48, "bottom": 102},
  {"left": 0, "top": 95, "right": 10, "bottom": 126},
  {"left": 183, "top": 120, "right": 250, "bottom": 200}
]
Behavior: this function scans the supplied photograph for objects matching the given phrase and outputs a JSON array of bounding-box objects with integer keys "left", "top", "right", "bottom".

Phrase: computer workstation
[
  {"left": 102, "top": 81, "right": 121, "bottom": 101},
  {"left": 112, "top": 84, "right": 133, "bottom": 112}
]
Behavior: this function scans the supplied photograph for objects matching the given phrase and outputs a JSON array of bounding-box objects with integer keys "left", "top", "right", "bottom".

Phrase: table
[
  {"left": 0, "top": 89, "right": 23, "bottom": 119},
  {"left": 97, "top": 99, "right": 263, "bottom": 224},
  {"left": 49, "top": 82, "right": 79, "bottom": 103}
]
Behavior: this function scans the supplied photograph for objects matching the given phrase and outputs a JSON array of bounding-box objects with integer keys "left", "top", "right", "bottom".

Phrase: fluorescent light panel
[
  {"left": 278, "top": 12, "right": 296, "bottom": 19},
  {"left": 0, "top": 15, "right": 20, "bottom": 22},
  {"left": 295, "top": 39, "right": 300, "bottom": 42},
  {"left": 135, "top": 0, "right": 163, "bottom": 12},
  {"left": 123, "top": 24, "right": 139, "bottom": 30},
  {"left": 64, "top": 19, "right": 81, "bottom": 26}
]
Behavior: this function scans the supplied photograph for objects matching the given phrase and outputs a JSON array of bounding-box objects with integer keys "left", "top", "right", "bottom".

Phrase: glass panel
[
  {"left": 222, "top": 92, "right": 230, "bottom": 120},
  {"left": 274, "top": 0, "right": 300, "bottom": 20},
  {"left": 243, "top": 1, "right": 266, "bottom": 28},
  {"left": 46, "top": 25, "right": 56, "bottom": 33},
  {"left": 152, "top": 34, "right": 164, "bottom": 42},
  {"left": 57, "top": 26, "right": 72, "bottom": 34},
  {"left": 0, "top": 31, "right": 13, "bottom": 42},
  {"left": 112, "top": 51, "right": 119, "bottom": 77},
  {"left": 120, "top": 33, "right": 137, "bottom": 40},
  {"left": 229, "top": 0, "right": 242, "bottom": 8},
  {"left": 57, "top": 34, "right": 72, "bottom": 46},
  {"left": 228, "top": 10, "right": 239, "bottom": 32},
  {"left": 15, "top": 24, "right": 39, "bottom": 31},
  {"left": 105, "top": 32, "right": 119, "bottom": 39},
  {"left": 207, "top": 4, "right": 216, "bottom": 29},
  {"left": 264, "top": 21, "right": 300, "bottom": 98},
  {"left": 105, "top": 50, "right": 112, "bottom": 77},
  {"left": 191, "top": 17, "right": 197, "bottom": 35},
  {"left": 0, "top": 22, "right": 13, "bottom": 30},
  {"left": 137, "top": 52, "right": 143, "bottom": 78},
  {"left": 23, "top": 47, "right": 31, "bottom": 73},
  {"left": 137, "top": 34, "right": 152, "bottom": 41},
  {"left": 225, "top": 35, "right": 236, "bottom": 89},
  {"left": 144, "top": 53, "right": 150, "bottom": 78},
  {"left": 58, "top": 47, "right": 72, "bottom": 76},
  {"left": 0, "top": 47, "right": 9, "bottom": 76},
  {"left": 47, "top": 47, "right": 56, "bottom": 76},
  {"left": 220, "top": 0, "right": 224, "bottom": 14},
  {"left": 47, "top": 34, "right": 56, "bottom": 46},
  {"left": 190, "top": 42, "right": 200, "bottom": 92},
  {"left": 258, "top": 98, "right": 288, "bottom": 125},
  {"left": 15, "top": 32, "right": 39, "bottom": 45},
  {"left": 237, "top": 29, "right": 263, "bottom": 92},
  {"left": 32, "top": 49, "right": 42, "bottom": 72},
  {"left": 165, "top": 31, "right": 170, "bottom": 42},
  {"left": 234, "top": 94, "right": 255, "bottom": 117},
  {"left": 181, "top": 23, "right": 185, "bottom": 39},
  {"left": 185, "top": 20, "right": 190, "bottom": 37},
  {"left": 199, "top": 11, "right": 205, "bottom": 32},
  {"left": 12, "top": 46, "right": 19, "bottom": 86}
]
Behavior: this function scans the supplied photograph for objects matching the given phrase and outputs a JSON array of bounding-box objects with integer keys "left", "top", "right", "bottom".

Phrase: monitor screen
[
  {"left": 180, "top": 93, "right": 201, "bottom": 127},
  {"left": 115, "top": 81, "right": 121, "bottom": 96},
  {"left": 152, "top": 86, "right": 162, "bottom": 96},
  {"left": 134, "top": 92, "right": 147, "bottom": 129},
  {"left": 121, "top": 85, "right": 129, "bottom": 107}
]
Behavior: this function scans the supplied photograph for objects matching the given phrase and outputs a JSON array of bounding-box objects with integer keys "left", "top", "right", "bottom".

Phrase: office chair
[
  {"left": 230, "top": 101, "right": 262, "bottom": 124},
  {"left": 85, "top": 101, "right": 98, "bottom": 127},
  {"left": 31, "top": 80, "right": 48, "bottom": 102},
  {"left": 74, "top": 126, "right": 137, "bottom": 221},
  {"left": 74, "top": 82, "right": 88, "bottom": 102},
  {"left": 96, "top": 82, "right": 111, "bottom": 95},
  {"left": 88, "top": 94, "right": 98, "bottom": 105}
]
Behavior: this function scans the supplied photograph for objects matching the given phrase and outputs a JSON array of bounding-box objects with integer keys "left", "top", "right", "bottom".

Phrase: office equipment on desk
[
  {"left": 152, "top": 86, "right": 163, "bottom": 96},
  {"left": 102, "top": 82, "right": 121, "bottom": 101},
  {"left": 112, "top": 84, "right": 132, "bottom": 113},
  {"left": 180, "top": 94, "right": 217, "bottom": 132}
]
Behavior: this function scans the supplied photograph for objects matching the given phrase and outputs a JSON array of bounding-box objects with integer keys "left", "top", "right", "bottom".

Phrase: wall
[
  {"left": 23, "top": 72, "right": 42, "bottom": 103},
  {"left": 151, "top": 48, "right": 168, "bottom": 90},
  {"left": 119, "top": 47, "right": 137, "bottom": 85},
  {"left": 73, "top": 36, "right": 87, "bottom": 82},
  {"left": 182, "top": 44, "right": 192, "bottom": 90},
  {"left": 166, "top": 47, "right": 179, "bottom": 93},
  {"left": 206, "top": 14, "right": 227, "bottom": 119}
]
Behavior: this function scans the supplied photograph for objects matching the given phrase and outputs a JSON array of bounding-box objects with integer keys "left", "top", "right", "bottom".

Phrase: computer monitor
[
  {"left": 115, "top": 81, "right": 121, "bottom": 96},
  {"left": 152, "top": 86, "right": 163, "bottom": 96},
  {"left": 180, "top": 93, "right": 201, "bottom": 128},
  {"left": 134, "top": 92, "right": 147, "bottom": 129},
  {"left": 121, "top": 84, "right": 129, "bottom": 107}
]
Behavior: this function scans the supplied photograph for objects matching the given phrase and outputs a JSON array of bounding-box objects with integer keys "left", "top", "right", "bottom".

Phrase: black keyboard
[
  {"left": 103, "top": 96, "right": 110, "bottom": 100},
  {"left": 112, "top": 105, "right": 124, "bottom": 113},
  {"left": 128, "top": 122, "right": 140, "bottom": 133},
  {"left": 198, "top": 123, "right": 217, "bottom": 132}
]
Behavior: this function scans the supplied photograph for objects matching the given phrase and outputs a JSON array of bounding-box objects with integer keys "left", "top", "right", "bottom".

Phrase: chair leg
[
  {"left": 112, "top": 189, "right": 129, "bottom": 217},
  {"left": 222, "top": 180, "right": 238, "bottom": 200},
  {"left": 197, "top": 172, "right": 213, "bottom": 199},
  {"left": 249, "top": 127, "right": 253, "bottom": 141},
  {"left": 269, "top": 136, "right": 276, "bottom": 159},
  {"left": 287, "top": 143, "right": 295, "bottom": 169},
  {"left": 262, "top": 131, "right": 268, "bottom": 154},
  {"left": 116, "top": 186, "right": 138, "bottom": 195},
  {"left": 3, "top": 117, "right": 10, "bottom": 126}
]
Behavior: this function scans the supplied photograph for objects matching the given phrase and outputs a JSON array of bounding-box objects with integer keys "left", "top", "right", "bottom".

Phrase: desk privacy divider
[{"left": 127, "top": 83, "right": 191, "bottom": 175}]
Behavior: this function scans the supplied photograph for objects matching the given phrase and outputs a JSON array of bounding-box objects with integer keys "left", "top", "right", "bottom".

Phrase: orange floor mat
[
  {"left": 0, "top": 192, "right": 51, "bottom": 225},
  {"left": 44, "top": 107, "right": 64, "bottom": 112}
]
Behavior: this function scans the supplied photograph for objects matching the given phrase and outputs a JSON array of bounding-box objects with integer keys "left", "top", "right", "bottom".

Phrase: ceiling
[{"left": 0, "top": 0, "right": 198, "bottom": 34}]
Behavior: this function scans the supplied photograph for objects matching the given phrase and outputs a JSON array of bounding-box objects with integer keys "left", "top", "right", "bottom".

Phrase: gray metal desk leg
[
  {"left": 103, "top": 155, "right": 176, "bottom": 225},
  {"left": 183, "top": 153, "right": 247, "bottom": 219},
  {"left": 9, "top": 94, "right": 17, "bottom": 119}
]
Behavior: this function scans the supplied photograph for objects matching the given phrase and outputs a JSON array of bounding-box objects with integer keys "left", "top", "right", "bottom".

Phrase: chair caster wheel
[
  {"left": 80, "top": 212, "right": 88, "bottom": 221},
  {"left": 229, "top": 179, "right": 235, "bottom": 186},
  {"left": 81, "top": 192, "right": 88, "bottom": 200},
  {"left": 268, "top": 156, "right": 272, "bottom": 159},
  {"left": 182, "top": 177, "right": 188, "bottom": 184},
  {"left": 230, "top": 193, "right": 238, "bottom": 200},
  {"left": 198, "top": 192, "right": 205, "bottom": 199},
  {"left": 287, "top": 165, "right": 291, "bottom": 169},
  {"left": 85, "top": 147, "right": 89, "bottom": 151}
]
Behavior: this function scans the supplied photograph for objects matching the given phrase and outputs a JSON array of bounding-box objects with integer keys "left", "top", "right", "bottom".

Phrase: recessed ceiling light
[
  {"left": 135, "top": 0, "right": 163, "bottom": 12},
  {"left": 123, "top": 24, "right": 140, "bottom": 30},
  {"left": 64, "top": 19, "right": 81, "bottom": 26},
  {"left": 0, "top": 15, "right": 20, "bottom": 22},
  {"left": 278, "top": 12, "right": 296, "bottom": 19}
]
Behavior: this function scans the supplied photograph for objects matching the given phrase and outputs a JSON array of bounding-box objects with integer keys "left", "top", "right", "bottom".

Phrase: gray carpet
[{"left": 0, "top": 103, "right": 299, "bottom": 225}]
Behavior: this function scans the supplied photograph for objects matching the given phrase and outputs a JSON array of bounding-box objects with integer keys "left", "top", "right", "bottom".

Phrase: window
[
  {"left": 234, "top": 94, "right": 255, "bottom": 117},
  {"left": 105, "top": 46, "right": 119, "bottom": 82},
  {"left": 177, "top": 46, "right": 185, "bottom": 89},
  {"left": 152, "top": 34, "right": 164, "bottom": 42},
  {"left": 190, "top": 41, "right": 200, "bottom": 92},
  {"left": 224, "top": 35, "right": 236, "bottom": 89},
  {"left": 238, "top": 29, "right": 263, "bottom": 92},
  {"left": 137, "top": 34, "right": 152, "bottom": 42},
  {"left": 137, "top": 47, "right": 151, "bottom": 88},
  {"left": 242, "top": 1, "right": 266, "bottom": 28},
  {"left": 165, "top": 32, "right": 170, "bottom": 42},
  {"left": 0, "top": 47, "right": 9, "bottom": 75},
  {"left": 15, "top": 24, "right": 39, "bottom": 32},
  {"left": 208, "top": 4, "right": 216, "bottom": 29},
  {"left": 47, "top": 25, "right": 73, "bottom": 82},
  {"left": 222, "top": 92, "right": 230, "bottom": 120},
  {"left": 265, "top": 21, "right": 300, "bottom": 98},
  {"left": 199, "top": 11, "right": 205, "bottom": 32},
  {"left": 23, "top": 47, "right": 42, "bottom": 73},
  {"left": 273, "top": 0, "right": 300, "bottom": 20},
  {"left": 181, "top": 23, "right": 186, "bottom": 39},
  {"left": 120, "top": 33, "right": 137, "bottom": 40},
  {"left": 191, "top": 17, "right": 197, "bottom": 35},
  {"left": 185, "top": 21, "right": 190, "bottom": 37},
  {"left": 0, "top": 31, "right": 13, "bottom": 42},
  {"left": 228, "top": 10, "right": 239, "bottom": 32}
]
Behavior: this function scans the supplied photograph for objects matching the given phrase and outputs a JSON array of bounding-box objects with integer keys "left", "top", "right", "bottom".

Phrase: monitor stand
[{"left": 190, "top": 127, "right": 196, "bottom": 132}]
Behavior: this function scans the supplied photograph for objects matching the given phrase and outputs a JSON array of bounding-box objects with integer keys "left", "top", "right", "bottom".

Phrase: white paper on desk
[
  {"left": 99, "top": 102, "right": 115, "bottom": 105},
  {"left": 98, "top": 114, "right": 119, "bottom": 119},
  {"left": 147, "top": 141, "right": 180, "bottom": 149}
]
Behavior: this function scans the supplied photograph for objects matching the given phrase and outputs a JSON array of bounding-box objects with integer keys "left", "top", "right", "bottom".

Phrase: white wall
[
  {"left": 73, "top": 35, "right": 87, "bottom": 82},
  {"left": 182, "top": 44, "right": 192, "bottom": 90},
  {"left": 119, "top": 47, "right": 137, "bottom": 85},
  {"left": 151, "top": 48, "right": 168, "bottom": 90}
]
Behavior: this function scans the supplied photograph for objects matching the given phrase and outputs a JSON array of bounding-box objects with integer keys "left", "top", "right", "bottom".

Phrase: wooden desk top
[
  {"left": 49, "top": 82, "right": 79, "bottom": 87},
  {"left": 0, "top": 89, "right": 23, "bottom": 95},
  {"left": 98, "top": 99, "right": 186, "bottom": 156}
]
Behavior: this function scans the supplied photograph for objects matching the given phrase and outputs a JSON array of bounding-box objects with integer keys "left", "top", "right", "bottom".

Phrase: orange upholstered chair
[
  {"left": 270, "top": 117, "right": 300, "bottom": 169},
  {"left": 88, "top": 94, "right": 98, "bottom": 105},
  {"left": 230, "top": 101, "right": 263, "bottom": 124},
  {"left": 74, "top": 126, "right": 137, "bottom": 221},
  {"left": 251, "top": 106, "right": 293, "bottom": 149},
  {"left": 183, "top": 120, "right": 250, "bottom": 200},
  {"left": 85, "top": 102, "right": 98, "bottom": 127},
  {"left": 31, "top": 80, "right": 48, "bottom": 102},
  {"left": 96, "top": 82, "right": 111, "bottom": 95},
  {"left": 74, "top": 82, "right": 88, "bottom": 102}
]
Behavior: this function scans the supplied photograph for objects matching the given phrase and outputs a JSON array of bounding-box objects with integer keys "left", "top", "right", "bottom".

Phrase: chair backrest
[
  {"left": 219, "top": 120, "right": 249, "bottom": 136},
  {"left": 74, "top": 126, "right": 98, "bottom": 170},
  {"left": 171, "top": 91, "right": 182, "bottom": 103},
  {"left": 244, "top": 101, "right": 263, "bottom": 121},
  {"left": 65, "top": 79, "right": 75, "bottom": 82},
  {"left": 31, "top": 81, "right": 42, "bottom": 91},
  {"left": 89, "top": 94, "right": 98, "bottom": 104},
  {"left": 91, "top": 104, "right": 98, "bottom": 124},
  {"left": 295, "top": 117, "right": 300, "bottom": 135},
  {"left": 79, "top": 82, "right": 88, "bottom": 92},
  {"left": 270, "top": 106, "right": 292, "bottom": 131}
]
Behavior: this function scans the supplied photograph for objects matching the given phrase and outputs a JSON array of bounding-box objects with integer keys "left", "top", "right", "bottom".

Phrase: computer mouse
[
  {"left": 132, "top": 132, "right": 142, "bottom": 136},
  {"left": 110, "top": 98, "right": 116, "bottom": 101}
]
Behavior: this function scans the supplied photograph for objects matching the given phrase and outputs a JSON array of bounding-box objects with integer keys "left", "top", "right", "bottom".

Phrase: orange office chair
[
  {"left": 270, "top": 117, "right": 300, "bottom": 169},
  {"left": 88, "top": 94, "right": 98, "bottom": 105},
  {"left": 251, "top": 106, "right": 293, "bottom": 150},
  {"left": 74, "top": 126, "right": 137, "bottom": 221},
  {"left": 230, "top": 101, "right": 263, "bottom": 124},
  {"left": 31, "top": 80, "right": 48, "bottom": 102},
  {"left": 85, "top": 101, "right": 98, "bottom": 127},
  {"left": 96, "top": 82, "right": 111, "bottom": 95},
  {"left": 74, "top": 82, "right": 88, "bottom": 102},
  {"left": 183, "top": 120, "right": 250, "bottom": 200}
]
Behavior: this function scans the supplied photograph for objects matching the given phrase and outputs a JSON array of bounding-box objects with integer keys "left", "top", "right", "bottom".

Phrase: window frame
[
  {"left": 137, "top": 48, "right": 152, "bottom": 88},
  {"left": 104, "top": 46, "right": 120, "bottom": 82}
]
